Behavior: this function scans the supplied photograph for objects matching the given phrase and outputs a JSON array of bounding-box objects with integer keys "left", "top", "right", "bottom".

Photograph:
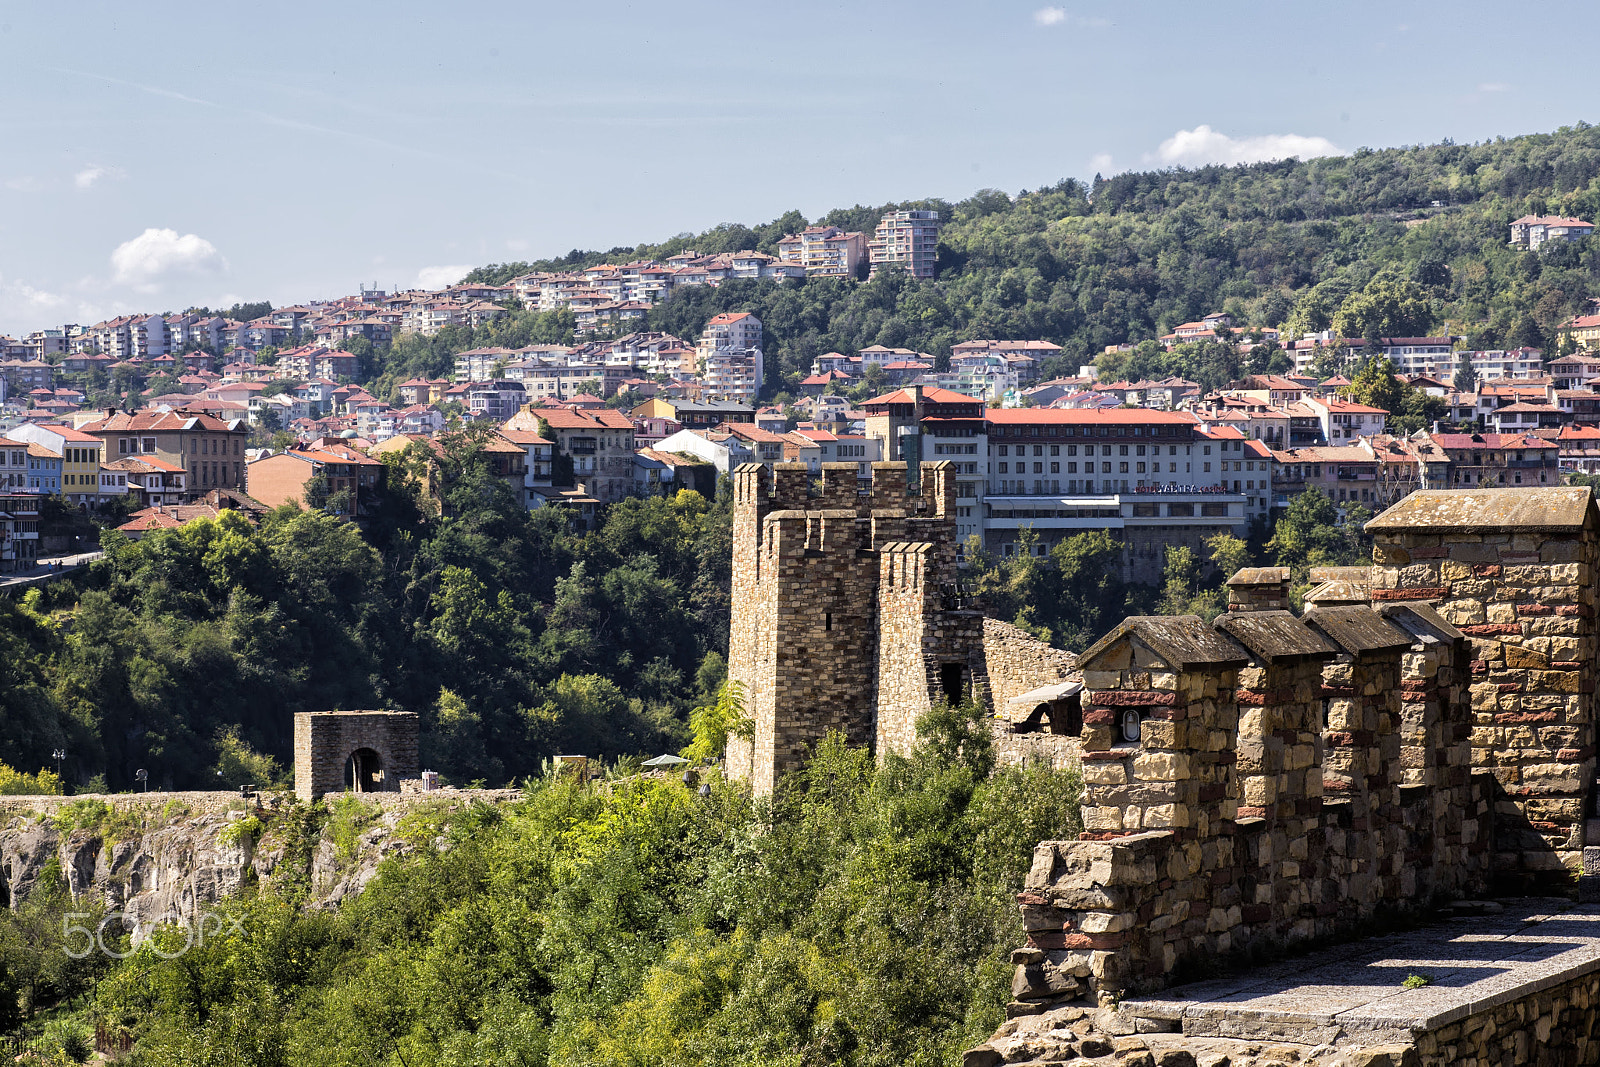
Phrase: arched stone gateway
[
  {"left": 345, "top": 747, "right": 384, "bottom": 793},
  {"left": 293, "top": 711, "right": 419, "bottom": 801}
]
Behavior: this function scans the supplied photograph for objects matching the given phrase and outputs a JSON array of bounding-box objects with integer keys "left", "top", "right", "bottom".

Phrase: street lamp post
[
  {"left": 135, "top": 768, "right": 148, "bottom": 793},
  {"left": 52, "top": 748, "right": 65, "bottom": 786}
]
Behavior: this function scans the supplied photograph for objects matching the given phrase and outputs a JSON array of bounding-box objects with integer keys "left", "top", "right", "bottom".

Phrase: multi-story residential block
[
  {"left": 949, "top": 340, "right": 1059, "bottom": 384},
  {"left": 776, "top": 226, "right": 868, "bottom": 277},
  {"left": 1427, "top": 431, "right": 1560, "bottom": 488},
  {"left": 868, "top": 209, "right": 941, "bottom": 279},
  {"left": 981, "top": 407, "right": 1247, "bottom": 583},
  {"left": 1488, "top": 401, "right": 1565, "bottom": 434},
  {"left": 1559, "top": 314, "right": 1600, "bottom": 351},
  {"left": 702, "top": 348, "right": 763, "bottom": 404},
  {"left": 630, "top": 397, "right": 754, "bottom": 430},
  {"left": 22, "top": 330, "right": 67, "bottom": 362},
  {"left": 503, "top": 407, "right": 635, "bottom": 504},
  {"left": 1306, "top": 397, "right": 1388, "bottom": 441},
  {"left": 103, "top": 456, "right": 186, "bottom": 507},
  {"left": 0, "top": 492, "right": 40, "bottom": 571},
  {"left": 0, "top": 359, "right": 55, "bottom": 392},
  {"left": 697, "top": 312, "right": 763, "bottom": 357},
  {"left": 1510, "top": 214, "right": 1593, "bottom": 250},
  {"left": 468, "top": 379, "right": 527, "bottom": 422},
  {"left": 1375, "top": 337, "right": 1455, "bottom": 377},
  {"left": 1268, "top": 445, "right": 1384, "bottom": 508},
  {"left": 497, "top": 427, "right": 556, "bottom": 506},
  {"left": 5, "top": 424, "right": 104, "bottom": 504},
  {"left": 1549, "top": 353, "right": 1600, "bottom": 390},
  {"left": 0, "top": 440, "right": 30, "bottom": 492},
  {"left": 1558, "top": 424, "right": 1600, "bottom": 473},
  {"left": 23, "top": 444, "right": 61, "bottom": 494},
  {"left": 78, "top": 408, "right": 248, "bottom": 501}
]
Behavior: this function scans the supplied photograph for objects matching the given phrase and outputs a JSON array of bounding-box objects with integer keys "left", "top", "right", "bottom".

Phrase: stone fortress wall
[{"left": 724, "top": 459, "right": 1084, "bottom": 794}]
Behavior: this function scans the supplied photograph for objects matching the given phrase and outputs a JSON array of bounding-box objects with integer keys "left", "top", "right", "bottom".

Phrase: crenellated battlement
[{"left": 726, "top": 459, "right": 990, "bottom": 793}]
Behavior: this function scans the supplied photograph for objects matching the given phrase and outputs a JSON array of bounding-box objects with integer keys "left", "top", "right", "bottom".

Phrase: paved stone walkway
[{"left": 1123, "top": 900, "right": 1600, "bottom": 1046}]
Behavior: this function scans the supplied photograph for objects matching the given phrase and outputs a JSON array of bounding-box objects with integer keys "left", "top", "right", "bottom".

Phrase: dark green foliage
[
  {"left": 0, "top": 436, "right": 734, "bottom": 791},
  {"left": 86, "top": 702, "right": 1082, "bottom": 1066}
]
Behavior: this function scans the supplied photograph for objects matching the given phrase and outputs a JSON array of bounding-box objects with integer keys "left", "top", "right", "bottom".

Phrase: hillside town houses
[{"left": 7, "top": 208, "right": 1600, "bottom": 572}]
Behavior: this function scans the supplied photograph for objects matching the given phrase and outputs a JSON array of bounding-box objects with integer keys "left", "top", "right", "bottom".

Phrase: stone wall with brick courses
[
  {"left": 989, "top": 724, "right": 1082, "bottom": 770},
  {"left": 1370, "top": 523, "right": 1598, "bottom": 886},
  {"left": 1226, "top": 570, "right": 1291, "bottom": 614},
  {"left": 1026, "top": 624, "right": 1244, "bottom": 999},
  {"left": 1011, "top": 610, "right": 1484, "bottom": 1007},
  {"left": 1316, "top": 650, "right": 1404, "bottom": 927},
  {"left": 980, "top": 617, "right": 1079, "bottom": 713},
  {"left": 1235, "top": 655, "right": 1334, "bottom": 948},
  {"left": 1381, "top": 605, "right": 1489, "bottom": 900},
  {"left": 293, "top": 711, "right": 419, "bottom": 801}
]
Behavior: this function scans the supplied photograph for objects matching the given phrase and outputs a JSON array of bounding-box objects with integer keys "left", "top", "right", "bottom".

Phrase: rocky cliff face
[{"left": 0, "top": 788, "right": 519, "bottom": 940}]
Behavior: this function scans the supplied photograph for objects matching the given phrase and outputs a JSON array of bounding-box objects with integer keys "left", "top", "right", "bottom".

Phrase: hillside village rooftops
[
  {"left": 1428, "top": 432, "right": 1557, "bottom": 449},
  {"left": 863, "top": 387, "right": 983, "bottom": 406}
]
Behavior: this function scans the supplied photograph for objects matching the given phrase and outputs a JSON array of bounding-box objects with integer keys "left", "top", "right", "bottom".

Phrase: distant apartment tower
[
  {"left": 868, "top": 210, "right": 941, "bottom": 279},
  {"left": 698, "top": 311, "right": 763, "bottom": 354},
  {"left": 777, "top": 226, "right": 867, "bottom": 278},
  {"left": 697, "top": 312, "right": 764, "bottom": 404}
]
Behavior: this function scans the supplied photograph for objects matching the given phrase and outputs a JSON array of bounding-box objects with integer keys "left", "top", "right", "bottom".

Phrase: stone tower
[{"left": 725, "top": 459, "right": 981, "bottom": 794}]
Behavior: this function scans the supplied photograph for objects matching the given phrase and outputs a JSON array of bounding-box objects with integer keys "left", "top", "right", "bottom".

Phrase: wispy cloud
[
  {"left": 1033, "top": 7, "right": 1108, "bottom": 27},
  {"left": 1477, "top": 81, "right": 1510, "bottom": 93},
  {"left": 74, "top": 165, "right": 125, "bottom": 190},
  {"left": 416, "top": 265, "right": 471, "bottom": 290},
  {"left": 110, "top": 228, "right": 227, "bottom": 291},
  {"left": 1151, "top": 125, "right": 1344, "bottom": 167}
]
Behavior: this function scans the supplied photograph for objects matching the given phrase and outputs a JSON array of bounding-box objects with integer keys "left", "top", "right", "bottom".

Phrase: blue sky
[{"left": 0, "top": 0, "right": 1590, "bottom": 332}]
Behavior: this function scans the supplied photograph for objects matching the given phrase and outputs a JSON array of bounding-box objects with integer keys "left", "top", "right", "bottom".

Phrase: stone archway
[
  {"left": 294, "top": 711, "right": 419, "bottom": 800},
  {"left": 344, "top": 747, "right": 384, "bottom": 793}
]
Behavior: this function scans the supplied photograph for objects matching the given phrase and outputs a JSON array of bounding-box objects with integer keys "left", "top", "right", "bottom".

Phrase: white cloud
[
  {"left": 75, "top": 166, "right": 107, "bottom": 189},
  {"left": 1033, "top": 7, "right": 1107, "bottom": 27},
  {"left": 1478, "top": 81, "right": 1510, "bottom": 93},
  {"left": 416, "top": 264, "right": 471, "bottom": 290},
  {"left": 1151, "top": 125, "right": 1344, "bottom": 167},
  {"left": 1089, "top": 152, "right": 1115, "bottom": 175},
  {"left": 110, "top": 228, "right": 226, "bottom": 290}
]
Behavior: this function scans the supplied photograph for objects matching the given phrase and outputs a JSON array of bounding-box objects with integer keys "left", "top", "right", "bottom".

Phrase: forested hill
[{"left": 451, "top": 123, "right": 1600, "bottom": 396}]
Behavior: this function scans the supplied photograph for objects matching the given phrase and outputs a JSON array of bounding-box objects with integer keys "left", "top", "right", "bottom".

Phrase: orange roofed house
[
  {"left": 247, "top": 443, "right": 384, "bottom": 517},
  {"left": 77, "top": 408, "right": 247, "bottom": 503},
  {"left": 504, "top": 407, "right": 635, "bottom": 503}
]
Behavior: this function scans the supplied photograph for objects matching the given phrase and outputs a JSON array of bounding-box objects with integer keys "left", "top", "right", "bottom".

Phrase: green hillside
[{"left": 448, "top": 123, "right": 1600, "bottom": 397}]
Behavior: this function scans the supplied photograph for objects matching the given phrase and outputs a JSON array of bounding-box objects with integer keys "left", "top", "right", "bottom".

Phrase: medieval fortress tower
[{"left": 724, "top": 459, "right": 1076, "bottom": 794}]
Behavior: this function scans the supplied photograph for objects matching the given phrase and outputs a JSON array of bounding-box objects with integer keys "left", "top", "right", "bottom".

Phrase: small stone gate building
[{"left": 294, "top": 710, "right": 420, "bottom": 801}]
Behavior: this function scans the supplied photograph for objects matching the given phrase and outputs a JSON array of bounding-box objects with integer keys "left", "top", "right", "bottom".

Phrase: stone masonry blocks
[{"left": 294, "top": 710, "right": 420, "bottom": 801}]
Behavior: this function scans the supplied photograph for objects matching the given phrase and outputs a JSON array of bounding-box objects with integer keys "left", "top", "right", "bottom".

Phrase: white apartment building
[
  {"left": 868, "top": 210, "right": 941, "bottom": 279},
  {"left": 777, "top": 226, "right": 867, "bottom": 277}
]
